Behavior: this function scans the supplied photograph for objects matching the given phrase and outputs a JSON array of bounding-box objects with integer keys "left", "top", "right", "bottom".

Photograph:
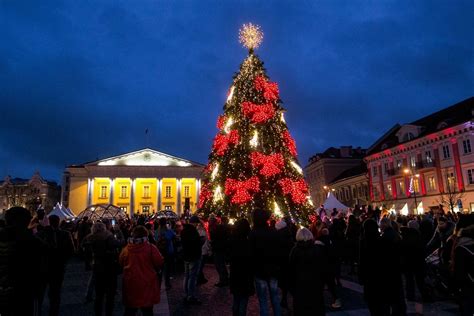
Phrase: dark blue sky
[{"left": 1, "top": 1, "right": 473, "bottom": 182}]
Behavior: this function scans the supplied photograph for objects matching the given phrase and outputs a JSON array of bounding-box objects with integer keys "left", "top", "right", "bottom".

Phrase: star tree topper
[{"left": 239, "top": 23, "right": 264, "bottom": 51}]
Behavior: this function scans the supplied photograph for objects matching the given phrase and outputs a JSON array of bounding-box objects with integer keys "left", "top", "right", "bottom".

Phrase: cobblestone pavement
[
  {"left": 46, "top": 258, "right": 460, "bottom": 316},
  {"left": 41, "top": 257, "right": 169, "bottom": 316}
]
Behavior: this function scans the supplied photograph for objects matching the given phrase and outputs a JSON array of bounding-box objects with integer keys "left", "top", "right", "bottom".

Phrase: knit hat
[
  {"left": 275, "top": 220, "right": 287, "bottom": 231},
  {"left": 189, "top": 215, "right": 200, "bottom": 224}
]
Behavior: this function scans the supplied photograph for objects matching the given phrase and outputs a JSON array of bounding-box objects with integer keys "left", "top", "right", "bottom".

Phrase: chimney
[{"left": 340, "top": 146, "right": 352, "bottom": 158}]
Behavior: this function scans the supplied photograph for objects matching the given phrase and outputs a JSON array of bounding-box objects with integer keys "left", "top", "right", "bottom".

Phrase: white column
[
  {"left": 109, "top": 178, "right": 114, "bottom": 205},
  {"left": 130, "top": 178, "right": 135, "bottom": 217},
  {"left": 157, "top": 178, "right": 162, "bottom": 212},
  {"left": 87, "top": 178, "right": 93, "bottom": 206},
  {"left": 177, "top": 178, "right": 182, "bottom": 215},
  {"left": 195, "top": 179, "right": 200, "bottom": 209}
]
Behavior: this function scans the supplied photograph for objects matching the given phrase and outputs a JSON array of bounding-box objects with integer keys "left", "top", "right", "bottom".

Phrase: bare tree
[{"left": 437, "top": 173, "right": 465, "bottom": 213}]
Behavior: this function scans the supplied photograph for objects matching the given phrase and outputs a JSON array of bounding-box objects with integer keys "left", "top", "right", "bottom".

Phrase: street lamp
[{"left": 404, "top": 168, "right": 420, "bottom": 214}]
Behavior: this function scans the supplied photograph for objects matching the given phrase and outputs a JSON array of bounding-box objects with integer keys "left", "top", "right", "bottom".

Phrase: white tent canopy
[
  {"left": 319, "top": 192, "right": 350, "bottom": 212},
  {"left": 48, "top": 203, "right": 73, "bottom": 220}
]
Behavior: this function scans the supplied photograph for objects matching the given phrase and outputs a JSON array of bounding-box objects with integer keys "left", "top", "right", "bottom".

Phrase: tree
[
  {"left": 198, "top": 24, "right": 313, "bottom": 223},
  {"left": 437, "top": 172, "right": 465, "bottom": 213}
]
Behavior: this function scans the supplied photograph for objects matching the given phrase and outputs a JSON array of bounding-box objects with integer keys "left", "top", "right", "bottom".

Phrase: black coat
[
  {"left": 400, "top": 227, "right": 425, "bottom": 273},
  {"left": 37, "top": 226, "right": 75, "bottom": 273},
  {"left": 289, "top": 241, "right": 327, "bottom": 316},
  {"left": 229, "top": 237, "right": 255, "bottom": 297},
  {"left": 210, "top": 223, "right": 231, "bottom": 254},
  {"left": 181, "top": 224, "right": 202, "bottom": 262},
  {"left": 249, "top": 226, "right": 280, "bottom": 280},
  {"left": 0, "top": 226, "right": 45, "bottom": 316}
]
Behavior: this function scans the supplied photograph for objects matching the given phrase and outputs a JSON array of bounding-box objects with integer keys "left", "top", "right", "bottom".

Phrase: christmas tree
[{"left": 198, "top": 24, "right": 314, "bottom": 223}]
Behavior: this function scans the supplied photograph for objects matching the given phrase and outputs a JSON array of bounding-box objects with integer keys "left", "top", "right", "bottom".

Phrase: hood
[{"left": 126, "top": 242, "right": 150, "bottom": 253}]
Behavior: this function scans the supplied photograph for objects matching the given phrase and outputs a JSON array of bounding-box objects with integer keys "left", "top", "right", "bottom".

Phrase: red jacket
[{"left": 119, "top": 242, "right": 164, "bottom": 308}]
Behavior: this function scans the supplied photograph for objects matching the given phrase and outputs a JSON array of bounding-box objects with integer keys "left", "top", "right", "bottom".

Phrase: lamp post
[{"left": 404, "top": 168, "right": 420, "bottom": 214}]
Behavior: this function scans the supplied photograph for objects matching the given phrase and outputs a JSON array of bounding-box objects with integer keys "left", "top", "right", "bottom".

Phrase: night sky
[{"left": 1, "top": 1, "right": 473, "bottom": 183}]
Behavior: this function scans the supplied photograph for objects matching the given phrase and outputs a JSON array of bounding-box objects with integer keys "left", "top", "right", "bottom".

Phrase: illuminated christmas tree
[{"left": 199, "top": 24, "right": 314, "bottom": 223}]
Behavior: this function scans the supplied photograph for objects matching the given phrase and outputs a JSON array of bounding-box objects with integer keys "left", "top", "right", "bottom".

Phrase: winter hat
[
  {"left": 275, "top": 220, "right": 287, "bottom": 231},
  {"left": 189, "top": 215, "right": 200, "bottom": 224}
]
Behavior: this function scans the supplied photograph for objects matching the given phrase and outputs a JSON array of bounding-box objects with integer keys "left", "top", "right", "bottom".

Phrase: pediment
[{"left": 91, "top": 148, "right": 195, "bottom": 167}]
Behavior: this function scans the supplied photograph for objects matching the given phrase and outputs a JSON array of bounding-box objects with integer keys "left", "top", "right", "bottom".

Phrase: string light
[
  {"left": 307, "top": 196, "right": 314, "bottom": 207},
  {"left": 290, "top": 161, "right": 303, "bottom": 174},
  {"left": 239, "top": 23, "right": 264, "bottom": 50},
  {"left": 274, "top": 201, "right": 283, "bottom": 217},
  {"left": 227, "top": 86, "right": 235, "bottom": 103},
  {"left": 250, "top": 130, "right": 259, "bottom": 147},
  {"left": 213, "top": 186, "right": 223, "bottom": 202},
  {"left": 280, "top": 112, "right": 286, "bottom": 123},
  {"left": 224, "top": 117, "right": 234, "bottom": 133},
  {"left": 211, "top": 163, "right": 219, "bottom": 180}
]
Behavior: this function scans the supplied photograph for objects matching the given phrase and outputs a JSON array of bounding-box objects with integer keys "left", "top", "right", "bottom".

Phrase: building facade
[
  {"left": 327, "top": 164, "right": 370, "bottom": 208},
  {"left": 365, "top": 97, "right": 474, "bottom": 213},
  {"left": 304, "top": 146, "right": 367, "bottom": 207},
  {"left": 0, "top": 172, "right": 61, "bottom": 213},
  {"left": 62, "top": 148, "right": 204, "bottom": 216}
]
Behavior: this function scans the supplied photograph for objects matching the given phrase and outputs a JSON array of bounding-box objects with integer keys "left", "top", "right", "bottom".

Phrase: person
[
  {"left": 229, "top": 218, "right": 254, "bottom": 316},
  {"left": 82, "top": 222, "right": 122, "bottom": 316},
  {"left": 211, "top": 216, "right": 231, "bottom": 287},
  {"left": 0, "top": 207, "right": 45, "bottom": 316},
  {"left": 329, "top": 211, "right": 346, "bottom": 286},
  {"left": 275, "top": 219, "right": 293, "bottom": 309},
  {"left": 426, "top": 216, "right": 455, "bottom": 263},
  {"left": 289, "top": 227, "right": 327, "bottom": 316},
  {"left": 155, "top": 218, "right": 176, "bottom": 289},
  {"left": 181, "top": 215, "right": 204, "bottom": 305},
  {"left": 452, "top": 224, "right": 474, "bottom": 316},
  {"left": 197, "top": 219, "right": 211, "bottom": 285},
  {"left": 379, "top": 217, "right": 406, "bottom": 315},
  {"left": 344, "top": 214, "right": 361, "bottom": 275},
  {"left": 37, "top": 214, "right": 75, "bottom": 316},
  {"left": 316, "top": 227, "right": 341, "bottom": 309},
  {"left": 249, "top": 209, "right": 281, "bottom": 316},
  {"left": 400, "top": 220, "right": 428, "bottom": 302},
  {"left": 119, "top": 225, "right": 164, "bottom": 316},
  {"left": 359, "top": 218, "right": 386, "bottom": 315}
]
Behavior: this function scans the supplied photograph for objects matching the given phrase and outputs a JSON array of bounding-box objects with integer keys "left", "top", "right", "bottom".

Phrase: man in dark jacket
[
  {"left": 380, "top": 217, "right": 406, "bottom": 315},
  {"left": 211, "top": 216, "right": 231, "bottom": 287},
  {"left": 453, "top": 224, "right": 474, "bottom": 316},
  {"left": 37, "top": 215, "right": 75, "bottom": 316},
  {"left": 181, "top": 216, "right": 204, "bottom": 305},
  {"left": 0, "top": 207, "right": 45, "bottom": 316},
  {"left": 249, "top": 209, "right": 281, "bottom": 316}
]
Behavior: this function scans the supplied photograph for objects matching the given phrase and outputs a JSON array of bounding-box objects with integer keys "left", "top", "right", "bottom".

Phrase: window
[
  {"left": 428, "top": 176, "right": 436, "bottom": 191},
  {"left": 425, "top": 151, "right": 433, "bottom": 163},
  {"left": 386, "top": 184, "right": 392, "bottom": 197},
  {"left": 184, "top": 186, "right": 190, "bottom": 198},
  {"left": 120, "top": 186, "right": 127, "bottom": 198},
  {"left": 100, "top": 186, "right": 107, "bottom": 199},
  {"left": 463, "top": 139, "right": 472, "bottom": 154},
  {"left": 119, "top": 206, "right": 127, "bottom": 213},
  {"left": 442, "top": 145, "right": 451, "bottom": 159},
  {"left": 384, "top": 162, "right": 389, "bottom": 174},
  {"left": 412, "top": 178, "right": 420, "bottom": 193},
  {"left": 143, "top": 185, "right": 150, "bottom": 198},
  {"left": 352, "top": 187, "right": 356, "bottom": 197},
  {"left": 396, "top": 160, "right": 402, "bottom": 168},
  {"left": 372, "top": 166, "right": 378, "bottom": 176},
  {"left": 398, "top": 181, "right": 405, "bottom": 196},
  {"left": 142, "top": 205, "right": 150, "bottom": 213},
  {"left": 165, "top": 186, "right": 172, "bottom": 198},
  {"left": 468, "top": 169, "right": 474, "bottom": 185},
  {"left": 447, "top": 172, "right": 456, "bottom": 190},
  {"left": 410, "top": 156, "right": 417, "bottom": 168}
]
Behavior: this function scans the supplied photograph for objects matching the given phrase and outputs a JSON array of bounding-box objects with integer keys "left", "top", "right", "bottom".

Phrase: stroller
[{"left": 424, "top": 248, "right": 454, "bottom": 299}]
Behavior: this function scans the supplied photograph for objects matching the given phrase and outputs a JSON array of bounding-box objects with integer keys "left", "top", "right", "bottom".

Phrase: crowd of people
[{"left": 0, "top": 205, "right": 473, "bottom": 316}]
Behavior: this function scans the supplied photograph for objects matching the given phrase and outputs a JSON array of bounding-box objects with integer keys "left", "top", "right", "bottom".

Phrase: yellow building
[{"left": 62, "top": 148, "right": 204, "bottom": 216}]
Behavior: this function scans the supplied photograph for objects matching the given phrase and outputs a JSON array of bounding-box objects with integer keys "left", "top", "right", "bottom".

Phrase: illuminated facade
[
  {"left": 62, "top": 148, "right": 204, "bottom": 216},
  {"left": 365, "top": 97, "right": 474, "bottom": 213}
]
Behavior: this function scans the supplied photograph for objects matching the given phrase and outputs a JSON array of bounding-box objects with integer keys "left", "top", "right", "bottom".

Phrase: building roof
[
  {"left": 330, "top": 163, "right": 367, "bottom": 184},
  {"left": 308, "top": 146, "right": 366, "bottom": 164},
  {"left": 68, "top": 148, "right": 205, "bottom": 168},
  {"left": 0, "top": 174, "right": 58, "bottom": 187},
  {"left": 367, "top": 96, "right": 474, "bottom": 155}
]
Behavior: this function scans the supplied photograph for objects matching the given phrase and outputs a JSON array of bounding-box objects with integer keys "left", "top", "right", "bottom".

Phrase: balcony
[{"left": 385, "top": 160, "right": 436, "bottom": 177}]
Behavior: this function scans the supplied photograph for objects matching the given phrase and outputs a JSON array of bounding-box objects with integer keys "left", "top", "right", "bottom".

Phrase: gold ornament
[{"left": 239, "top": 23, "right": 263, "bottom": 51}]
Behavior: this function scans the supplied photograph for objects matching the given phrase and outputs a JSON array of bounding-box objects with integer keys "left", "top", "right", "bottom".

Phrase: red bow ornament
[
  {"left": 198, "top": 183, "right": 213, "bottom": 209},
  {"left": 212, "top": 130, "right": 240, "bottom": 156},
  {"left": 278, "top": 178, "right": 308, "bottom": 204},
  {"left": 242, "top": 101, "right": 275, "bottom": 124},
  {"left": 282, "top": 130, "right": 297, "bottom": 157},
  {"left": 225, "top": 176, "right": 260, "bottom": 204},
  {"left": 254, "top": 75, "right": 279, "bottom": 102},
  {"left": 250, "top": 152, "right": 284, "bottom": 177}
]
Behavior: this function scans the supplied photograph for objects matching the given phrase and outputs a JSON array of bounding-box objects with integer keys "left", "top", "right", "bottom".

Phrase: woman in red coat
[{"left": 119, "top": 225, "right": 164, "bottom": 316}]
